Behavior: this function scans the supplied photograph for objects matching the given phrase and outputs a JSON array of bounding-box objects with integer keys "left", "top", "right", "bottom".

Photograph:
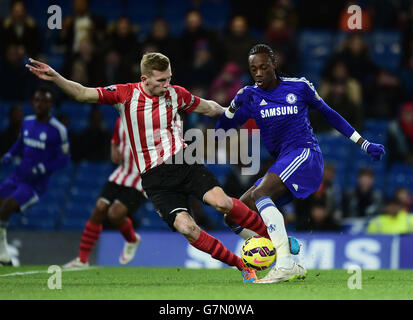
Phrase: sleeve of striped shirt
[
  {"left": 174, "top": 85, "right": 201, "bottom": 114},
  {"left": 302, "top": 79, "right": 355, "bottom": 138},
  {"left": 111, "top": 118, "right": 121, "bottom": 145},
  {"left": 96, "top": 84, "right": 130, "bottom": 106}
]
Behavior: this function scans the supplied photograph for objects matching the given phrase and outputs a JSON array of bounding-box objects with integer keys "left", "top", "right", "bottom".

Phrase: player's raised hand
[
  {"left": 361, "top": 140, "right": 386, "bottom": 161},
  {"left": 25, "top": 58, "right": 57, "bottom": 81}
]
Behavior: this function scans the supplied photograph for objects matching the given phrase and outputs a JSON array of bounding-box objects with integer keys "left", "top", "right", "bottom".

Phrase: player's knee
[
  {"left": 92, "top": 200, "right": 109, "bottom": 221},
  {"left": 204, "top": 187, "right": 232, "bottom": 213},
  {"left": 107, "top": 203, "right": 127, "bottom": 223},
  {"left": 250, "top": 188, "right": 265, "bottom": 202}
]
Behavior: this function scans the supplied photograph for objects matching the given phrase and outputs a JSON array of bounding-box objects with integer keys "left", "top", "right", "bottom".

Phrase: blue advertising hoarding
[{"left": 97, "top": 231, "right": 413, "bottom": 269}]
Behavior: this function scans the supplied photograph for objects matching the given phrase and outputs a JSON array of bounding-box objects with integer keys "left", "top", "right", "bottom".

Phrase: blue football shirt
[
  {"left": 7, "top": 115, "right": 70, "bottom": 194},
  {"left": 220, "top": 77, "right": 355, "bottom": 158}
]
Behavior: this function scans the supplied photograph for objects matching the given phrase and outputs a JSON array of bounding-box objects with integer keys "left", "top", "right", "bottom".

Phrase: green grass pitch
[{"left": 0, "top": 266, "right": 412, "bottom": 300}]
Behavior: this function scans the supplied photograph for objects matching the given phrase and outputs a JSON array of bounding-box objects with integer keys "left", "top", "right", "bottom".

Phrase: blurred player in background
[
  {"left": 216, "top": 44, "right": 386, "bottom": 283},
  {"left": 26, "top": 53, "right": 275, "bottom": 283},
  {"left": 0, "top": 86, "right": 70, "bottom": 266},
  {"left": 64, "top": 117, "right": 147, "bottom": 268}
]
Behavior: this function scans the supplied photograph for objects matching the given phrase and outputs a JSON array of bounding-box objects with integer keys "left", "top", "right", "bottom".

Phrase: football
[{"left": 240, "top": 236, "right": 276, "bottom": 271}]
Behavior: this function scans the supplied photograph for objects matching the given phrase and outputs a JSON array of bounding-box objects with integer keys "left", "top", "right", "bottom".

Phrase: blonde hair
[{"left": 140, "top": 52, "right": 170, "bottom": 76}]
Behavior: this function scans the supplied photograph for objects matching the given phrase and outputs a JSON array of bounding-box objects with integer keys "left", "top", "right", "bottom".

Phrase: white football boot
[
  {"left": 63, "top": 257, "right": 89, "bottom": 269},
  {"left": 119, "top": 233, "right": 141, "bottom": 265},
  {"left": 255, "top": 262, "right": 307, "bottom": 284},
  {"left": 0, "top": 228, "right": 12, "bottom": 266}
]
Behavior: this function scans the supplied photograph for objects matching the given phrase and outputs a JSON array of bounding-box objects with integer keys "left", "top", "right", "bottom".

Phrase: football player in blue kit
[
  {"left": 0, "top": 86, "right": 70, "bottom": 265},
  {"left": 216, "top": 44, "right": 385, "bottom": 283}
]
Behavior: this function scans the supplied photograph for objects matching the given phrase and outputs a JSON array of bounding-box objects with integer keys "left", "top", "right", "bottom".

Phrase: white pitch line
[{"left": 0, "top": 267, "right": 98, "bottom": 277}]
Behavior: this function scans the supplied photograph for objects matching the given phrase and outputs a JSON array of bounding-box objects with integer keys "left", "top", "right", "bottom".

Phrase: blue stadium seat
[
  {"left": 59, "top": 217, "right": 88, "bottom": 230},
  {"left": 299, "top": 30, "right": 334, "bottom": 84},
  {"left": 77, "top": 161, "right": 115, "bottom": 178},
  {"left": 52, "top": 0, "right": 74, "bottom": 18},
  {"left": 0, "top": 101, "right": 11, "bottom": 131},
  {"left": 317, "top": 133, "right": 352, "bottom": 162},
  {"left": 369, "top": 30, "right": 401, "bottom": 72},
  {"left": 137, "top": 201, "right": 169, "bottom": 231},
  {"left": 99, "top": 104, "right": 119, "bottom": 131},
  {"left": 204, "top": 163, "right": 232, "bottom": 185},
  {"left": 362, "top": 119, "right": 389, "bottom": 145},
  {"left": 64, "top": 199, "right": 95, "bottom": 218},
  {"left": 58, "top": 102, "right": 92, "bottom": 133},
  {"left": 125, "top": 1, "right": 159, "bottom": 37},
  {"left": 89, "top": 0, "right": 124, "bottom": 23},
  {"left": 160, "top": 0, "right": 192, "bottom": 37},
  {"left": 23, "top": 0, "right": 50, "bottom": 31},
  {"left": 201, "top": 204, "right": 227, "bottom": 230},
  {"left": 200, "top": 0, "right": 230, "bottom": 31},
  {"left": 7, "top": 214, "right": 22, "bottom": 230},
  {"left": 19, "top": 217, "right": 57, "bottom": 231},
  {"left": 46, "top": 53, "right": 65, "bottom": 72},
  {"left": 386, "top": 163, "right": 413, "bottom": 197}
]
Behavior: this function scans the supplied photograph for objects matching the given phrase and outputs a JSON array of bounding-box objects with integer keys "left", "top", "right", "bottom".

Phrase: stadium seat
[
  {"left": 160, "top": 0, "right": 191, "bottom": 37},
  {"left": 89, "top": 0, "right": 124, "bottom": 23},
  {"left": 57, "top": 102, "right": 92, "bottom": 133},
  {"left": 386, "top": 163, "right": 413, "bottom": 197},
  {"left": 64, "top": 199, "right": 95, "bottom": 218},
  {"left": 204, "top": 163, "right": 232, "bottom": 185},
  {"left": 299, "top": 30, "right": 334, "bottom": 85},
  {"left": 369, "top": 30, "right": 401, "bottom": 72},
  {"left": 362, "top": 119, "right": 389, "bottom": 145},
  {"left": 99, "top": 104, "right": 119, "bottom": 131},
  {"left": 23, "top": 0, "right": 50, "bottom": 31},
  {"left": 200, "top": 0, "right": 230, "bottom": 31},
  {"left": 201, "top": 204, "right": 227, "bottom": 230},
  {"left": 78, "top": 161, "right": 115, "bottom": 175},
  {"left": 137, "top": 201, "right": 169, "bottom": 231},
  {"left": 59, "top": 217, "right": 89, "bottom": 230},
  {"left": 125, "top": 1, "right": 159, "bottom": 37},
  {"left": 0, "top": 101, "right": 11, "bottom": 131}
]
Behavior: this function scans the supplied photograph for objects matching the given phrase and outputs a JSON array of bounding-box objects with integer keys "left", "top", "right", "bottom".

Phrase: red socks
[
  {"left": 228, "top": 198, "right": 270, "bottom": 239},
  {"left": 79, "top": 221, "right": 102, "bottom": 263},
  {"left": 78, "top": 218, "right": 136, "bottom": 263},
  {"left": 117, "top": 217, "right": 137, "bottom": 243},
  {"left": 190, "top": 230, "right": 244, "bottom": 271}
]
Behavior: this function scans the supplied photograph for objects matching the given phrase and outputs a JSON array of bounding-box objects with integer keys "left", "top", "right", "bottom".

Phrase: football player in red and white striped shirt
[
  {"left": 64, "top": 117, "right": 147, "bottom": 268},
  {"left": 27, "top": 53, "right": 271, "bottom": 283}
]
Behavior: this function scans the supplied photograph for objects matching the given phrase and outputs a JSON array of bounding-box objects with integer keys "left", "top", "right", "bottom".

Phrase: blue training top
[
  {"left": 215, "top": 76, "right": 356, "bottom": 159},
  {"left": 6, "top": 115, "right": 71, "bottom": 194}
]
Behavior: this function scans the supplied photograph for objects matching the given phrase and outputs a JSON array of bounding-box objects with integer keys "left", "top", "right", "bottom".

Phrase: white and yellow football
[{"left": 240, "top": 236, "right": 276, "bottom": 271}]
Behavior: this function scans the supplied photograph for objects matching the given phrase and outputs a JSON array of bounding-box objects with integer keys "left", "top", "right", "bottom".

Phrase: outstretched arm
[
  {"left": 26, "top": 58, "right": 99, "bottom": 103},
  {"left": 314, "top": 98, "right": 385, "bottom": 161},
  {"left": 192, "top": 99, "right": 225, "bottom": 117}
]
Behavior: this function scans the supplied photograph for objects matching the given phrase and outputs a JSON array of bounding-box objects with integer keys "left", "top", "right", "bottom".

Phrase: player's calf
[{"left": 173, "top": 211, "right": 201, "bottom": 242}]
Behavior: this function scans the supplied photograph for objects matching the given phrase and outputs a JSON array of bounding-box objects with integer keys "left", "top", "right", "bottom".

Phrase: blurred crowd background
[{"left": 1, "top": 0, "right": 413, "bottom": 235}]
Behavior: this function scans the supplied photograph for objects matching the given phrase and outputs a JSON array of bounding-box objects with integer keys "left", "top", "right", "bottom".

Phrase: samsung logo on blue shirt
[
  {"left": 24, "top": 138, "right": 46, "bottom": 150},
  {"left": 260, "top": 106, "right": 298, "bottom": 118}
]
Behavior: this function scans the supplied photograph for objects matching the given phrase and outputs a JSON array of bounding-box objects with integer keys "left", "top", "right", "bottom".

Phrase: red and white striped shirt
[
  {"left": 97, "top": 83, "right": 200, "bottom": 174},
  {"left": 108, "top": 117, "right": 144, "bottom": 193}
]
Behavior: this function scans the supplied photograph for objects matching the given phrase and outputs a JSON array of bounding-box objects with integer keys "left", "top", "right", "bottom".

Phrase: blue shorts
[
  {"left": 0, "top": 174, "right": 40, "bottom": 212},
  {"left": 254, "top": 148, "right": 324, "bottom": 201}
]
